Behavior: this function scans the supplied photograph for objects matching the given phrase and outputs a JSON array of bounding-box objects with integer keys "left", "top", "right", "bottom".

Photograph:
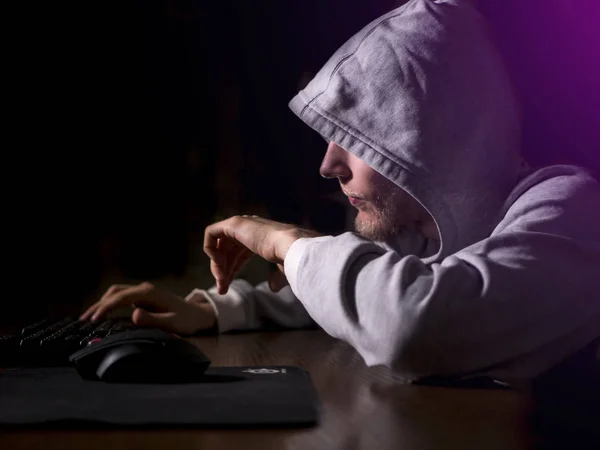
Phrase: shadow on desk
[{"left": 530, "top": 337, "right": 600, "bottom": 449}]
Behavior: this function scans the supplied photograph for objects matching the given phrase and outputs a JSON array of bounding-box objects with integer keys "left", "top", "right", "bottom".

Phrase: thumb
[
  {"left": 132, "top": 308, "right": 178, "bottom": 333},
  {"left": 268, "top": 264, "right": 289, "bottom": 293}
]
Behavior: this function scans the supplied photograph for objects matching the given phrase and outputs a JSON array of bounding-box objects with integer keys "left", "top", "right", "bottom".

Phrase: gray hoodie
[{"left": 187, "top": 0, "right": 600, "bottom": 382}]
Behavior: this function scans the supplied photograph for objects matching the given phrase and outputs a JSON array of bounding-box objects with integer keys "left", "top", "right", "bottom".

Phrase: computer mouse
[{"left": 69, "top": 328, "right": 211, "bottom": 383}]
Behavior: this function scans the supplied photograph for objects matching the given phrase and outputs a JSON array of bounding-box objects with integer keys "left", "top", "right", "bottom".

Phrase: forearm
[{"left": 284, "top": 232, "right": 600, "bottom": 382}]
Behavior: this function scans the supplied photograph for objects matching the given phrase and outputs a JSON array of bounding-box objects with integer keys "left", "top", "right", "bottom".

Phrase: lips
[
  {"left": 348, "top": 196, "right": 364, "bottom": 207},
  {"left": 342, "top": 188, "right": 366, "bottom": 207}
]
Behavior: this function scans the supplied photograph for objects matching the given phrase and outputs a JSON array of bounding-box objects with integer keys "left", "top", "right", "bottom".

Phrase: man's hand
[
  {"left": 79, "top": 282, "right": 216, "bottom": 335},
  {"left": 204, "top": 215, "right": 321, "bottom": 294}
]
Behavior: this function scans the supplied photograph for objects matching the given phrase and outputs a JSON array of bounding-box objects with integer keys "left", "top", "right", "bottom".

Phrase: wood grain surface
[{"left": 0, "top": 330, "right": 576, "bottom": 450}]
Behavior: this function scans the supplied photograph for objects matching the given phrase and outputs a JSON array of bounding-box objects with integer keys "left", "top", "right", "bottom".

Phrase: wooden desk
[{"left": 0, "top": 330, "right": 552, "bottom": 450}]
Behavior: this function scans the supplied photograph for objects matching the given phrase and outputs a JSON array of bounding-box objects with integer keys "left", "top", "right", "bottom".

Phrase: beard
[{"left": 353, "top": 188, "right": 406, "bottom": 241}]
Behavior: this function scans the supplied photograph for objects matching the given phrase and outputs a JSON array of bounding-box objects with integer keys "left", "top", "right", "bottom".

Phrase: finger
[
  {"left": 80, "top": 284, "right": 132, "bottom": 320},
  {"left": 208, "top": 240, "right": 230, "bottom": 293},
  {"left": 222, "top": 239, "right": 250, "bottom": 278},
  {"left": 102, "top": 284, "right": 131, "bottom": 298},
  {"left": 204, "top": 218, "right": 239, "bottom": 265},
  {"left": 229, "top": 246, "right": 253, "bottom": 282},
  {"left": 123, "top": 282, "right": 177, "bottom": 312},
  {"left": 215, "top": 245, "right": 250, "bottom": 295},
  {"left": 268, "top": 264, "right": 289, "bottom": 293},
  {"left": 204, "top": 215, "right": 262, "bottom": 260},
  {"left": 132, "top": 308, "right": 179, "bottom": 334},
  {"left": 206, "top": 234, "right": 232, "bottom": 293},
  {"left": 80, "top": 301, "right": 102, "bottom": 321},
  {"left": 209, "top": 233, "right": 250, "bottom": 294},
  {"left": 90, "top": 282, "right": 156, "bottom": 321},
  {"left": 211, "top": 259, "right": 230, "bottom": 295},
  {"left": 216, "top": 237, "right": 239, "bottom": 280}
]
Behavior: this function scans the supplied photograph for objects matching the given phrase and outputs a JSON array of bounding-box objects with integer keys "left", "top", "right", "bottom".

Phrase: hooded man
[{"left": 83, "top": 0, "right": 600, "bottom": 383}]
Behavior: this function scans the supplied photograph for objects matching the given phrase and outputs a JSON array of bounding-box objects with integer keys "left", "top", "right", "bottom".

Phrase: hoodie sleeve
[
  {"left": 185, "top": 279, "right": 315, "bottom": 333},
  {"left": 283, "top": 180, "right": 600, "bottom": 382}
]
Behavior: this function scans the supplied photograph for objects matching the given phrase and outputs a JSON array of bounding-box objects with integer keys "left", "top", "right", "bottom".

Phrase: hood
[{"left": 289, "top": 0, "right": 523, "bottom": 261}]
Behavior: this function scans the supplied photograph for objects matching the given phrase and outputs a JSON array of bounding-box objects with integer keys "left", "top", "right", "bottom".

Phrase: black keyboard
[{"left": 0, "top": 317, "right": 139, "bottom": 367}]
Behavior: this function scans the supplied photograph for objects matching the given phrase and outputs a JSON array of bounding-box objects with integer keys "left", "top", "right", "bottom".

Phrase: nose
[{"left": 319, "top": 142, "right": 351, "bottom": 180}]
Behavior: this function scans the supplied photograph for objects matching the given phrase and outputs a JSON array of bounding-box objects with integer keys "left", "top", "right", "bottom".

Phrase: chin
[{"left": 354, "top": 215, "right": 397, "bottom": 241}]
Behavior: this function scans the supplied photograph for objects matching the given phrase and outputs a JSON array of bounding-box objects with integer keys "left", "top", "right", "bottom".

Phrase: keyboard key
[
  {"left": 21, "top": 317, "right": 55, "bottom": 336},
  {"left": 40, "top": 321, "right": 80, "bottom": 346},
  {"left": 19, "top": 318, "right": 73, "bottom": 348},
  {"left": 2, "top": 316, "right": 139, "bottom": 366}
]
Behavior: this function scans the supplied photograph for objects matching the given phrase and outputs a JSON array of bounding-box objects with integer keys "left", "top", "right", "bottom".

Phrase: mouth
[
  {"left": 344, "top": 192, "right": 366, "bottom": 207},
  {"left": 341, "top": 187, "right": 367, "bottom": 207},
  {"left": 348, "top": 196, "right": 365, "bottom": 207}
]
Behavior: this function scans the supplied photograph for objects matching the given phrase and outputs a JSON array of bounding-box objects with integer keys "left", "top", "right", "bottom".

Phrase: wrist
[
  {"left": 277, "top": 229, "right": 303, "bottom": 263},
  {"left": 196, "top": 302, "right": 218, "bottom": 334},
  {"left": 185, "top": 292, "right": 218, "bottom": 333}
]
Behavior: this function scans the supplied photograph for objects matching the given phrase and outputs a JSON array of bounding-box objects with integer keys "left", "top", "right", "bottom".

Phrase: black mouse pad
[{"left": 0, "top": 366, "right": 319, "bottom": 429}]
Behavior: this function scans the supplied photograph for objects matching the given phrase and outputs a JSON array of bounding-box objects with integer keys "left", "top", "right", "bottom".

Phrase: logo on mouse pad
[{"left": 242, "top": 368, "right": 286, "bottom": 374}]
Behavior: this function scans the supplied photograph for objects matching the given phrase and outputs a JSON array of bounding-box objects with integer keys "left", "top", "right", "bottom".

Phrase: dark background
[{"left": 4, "top": 0, "right": 599, "bottom": 323}]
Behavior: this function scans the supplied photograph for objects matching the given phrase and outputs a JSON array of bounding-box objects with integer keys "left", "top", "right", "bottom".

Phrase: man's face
[{"left": 319, "top": 142, "right": 437, "bottom": 241}]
